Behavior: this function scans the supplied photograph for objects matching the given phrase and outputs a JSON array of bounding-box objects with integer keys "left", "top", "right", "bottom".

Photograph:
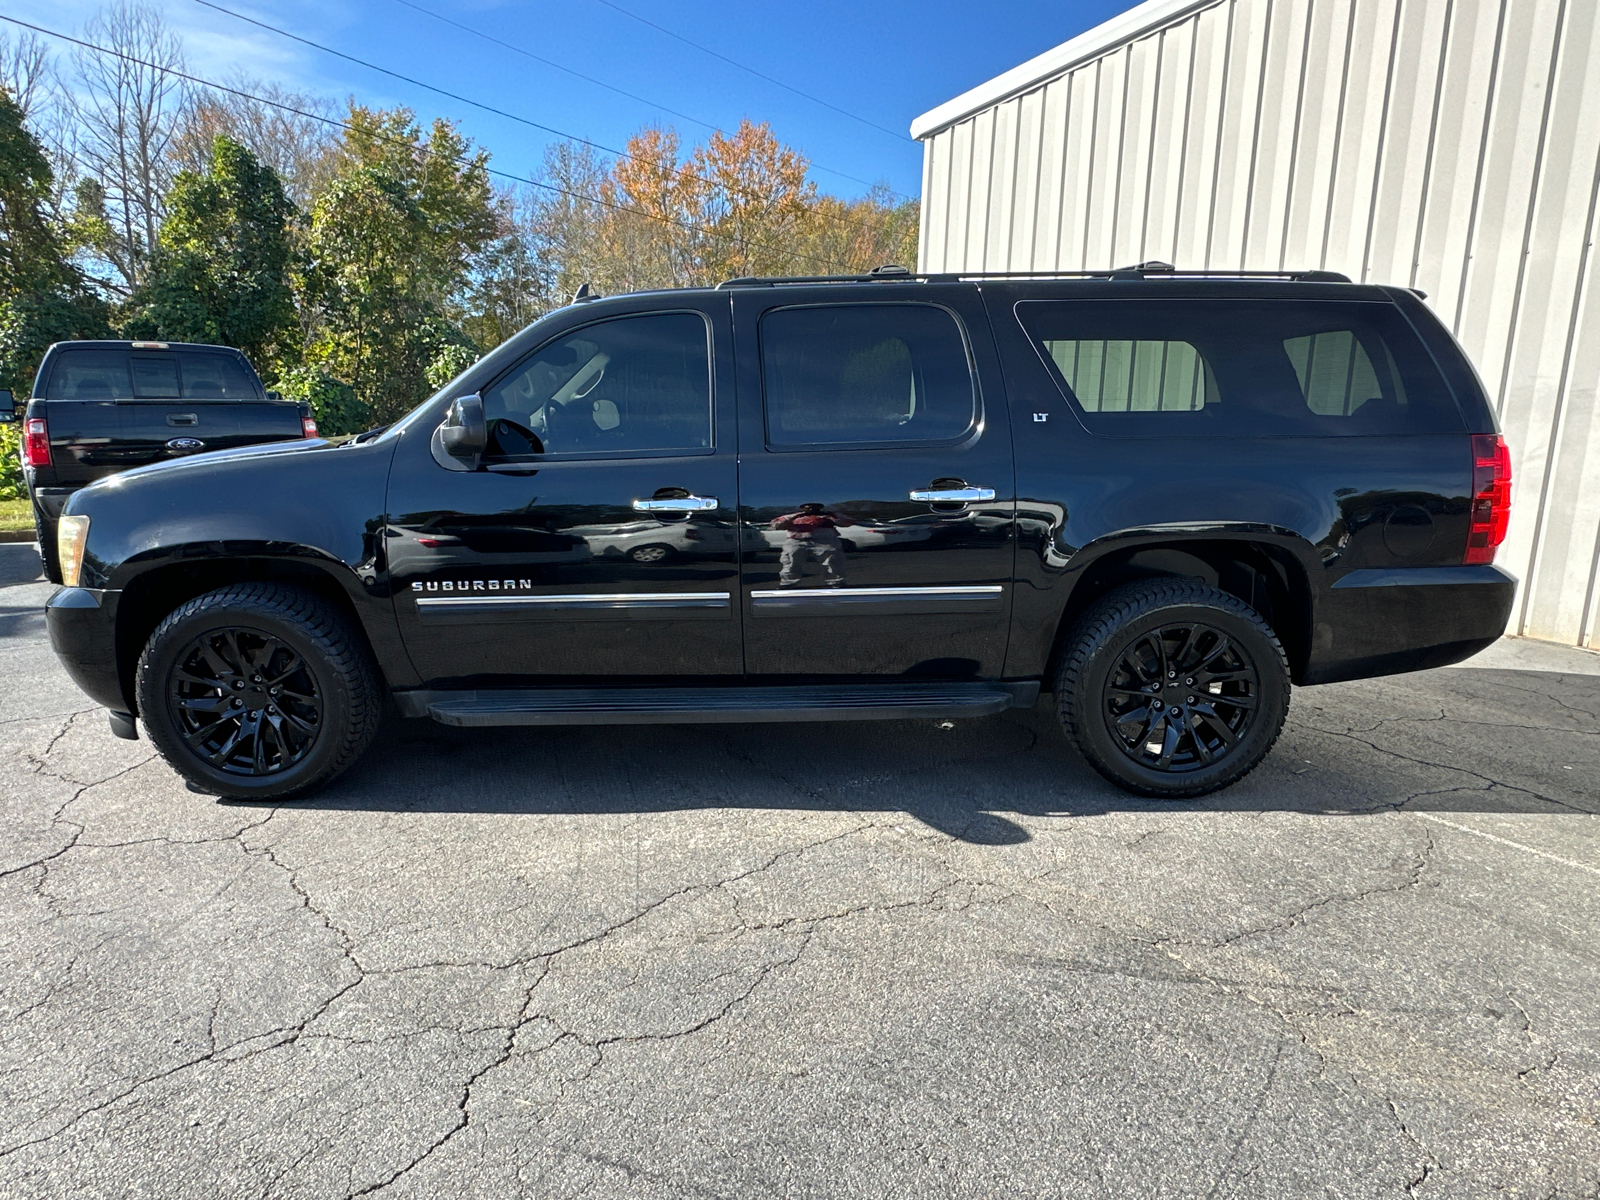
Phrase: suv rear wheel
[
  {"left": 136, "top": 583, "right": 382, "bottom": 800},
  {"left": 1056, "top": 580, "right": 1289, "bottom": 797}
]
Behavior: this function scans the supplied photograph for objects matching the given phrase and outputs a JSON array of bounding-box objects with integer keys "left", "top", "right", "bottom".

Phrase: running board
[{"left": 399, "top": 682, "right": 1039, "bottom": 727}]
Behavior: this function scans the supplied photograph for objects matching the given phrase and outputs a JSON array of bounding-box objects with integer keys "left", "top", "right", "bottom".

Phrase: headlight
[{"left": 57, "top": 515, "right": 90, "bottom": 587}]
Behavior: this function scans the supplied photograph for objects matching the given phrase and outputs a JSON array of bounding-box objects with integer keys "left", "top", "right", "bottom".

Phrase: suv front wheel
[
  {"left": 136, "top": 583, "right": 382, "bottom": 800},
  {"left": 1056, "top": 580, "right": 1290, "bottom": 797}
]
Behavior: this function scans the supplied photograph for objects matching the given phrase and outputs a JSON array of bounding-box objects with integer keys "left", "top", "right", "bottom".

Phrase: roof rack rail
[{"left": 717, "top": 263, "right": 1353, "bottom": 287}]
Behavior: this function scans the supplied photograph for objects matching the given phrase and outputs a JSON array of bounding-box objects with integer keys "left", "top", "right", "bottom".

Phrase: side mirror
[
  {"left": 0, "top": 389, "right": 14, "bottom": 424},
  {"left": 439, "top": 393, "right": 486, "bottom": 463}
]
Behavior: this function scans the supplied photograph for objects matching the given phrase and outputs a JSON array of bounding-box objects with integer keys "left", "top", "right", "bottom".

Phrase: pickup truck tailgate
[{"left": 46, "top": 399, "right": 306, "bottom": 482}]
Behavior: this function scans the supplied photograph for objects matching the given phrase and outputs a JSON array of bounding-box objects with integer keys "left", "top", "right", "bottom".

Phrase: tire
[
  {"left": 1056, "top": 579, "right": 1289, "bottom": 798},
  {"left": 628, "top": 544, "right": 674, "bottom": 563},
  {"left": 136, "top": 583, "right": 383, "bottom": 801},
  {"left": 33, "top": 503, "right": 61, "bottom": 584}
]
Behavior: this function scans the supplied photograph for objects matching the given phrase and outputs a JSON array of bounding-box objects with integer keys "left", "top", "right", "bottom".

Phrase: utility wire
[
  {"left": 0, "top": 13, "right": 852, "bottom": 275},
  {"left": 589, "top": 0, "right": 915, "bottom": 146},
  {"left": 385, "top": 0, "right": 905, "bottom": 198},
  {"left": 193, "top": 0, "right": 908, "bottom": 232}
]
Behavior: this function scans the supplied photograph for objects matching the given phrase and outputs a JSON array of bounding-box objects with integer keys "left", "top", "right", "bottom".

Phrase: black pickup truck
[
  {"left": 10, "top": 340, "right": 314, "bottom": 581},
  {"left": 35, "top": 267, "right": 1516, "bottom": 802}
]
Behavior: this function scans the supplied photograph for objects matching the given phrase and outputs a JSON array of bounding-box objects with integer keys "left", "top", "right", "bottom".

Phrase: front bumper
[
  {"left": 45, "top": 586, "right": 127, "bottom": 712},
  {"left": 1305, "top": 564, "right": 1517, "bottom": 684}
]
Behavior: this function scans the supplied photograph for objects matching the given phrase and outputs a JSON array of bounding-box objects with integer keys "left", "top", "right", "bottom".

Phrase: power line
[
  {"left": 193, "top": 0, "right": 908, "bottom": 231},
  {"left": 0, "top": 13, "right": 852, "bottom": 275},
  {"left": 384, "top": 0, "right": 906, "bottom": 199},
  {"left": 589, "top": 0, "right": 915, "bottom": 146}
]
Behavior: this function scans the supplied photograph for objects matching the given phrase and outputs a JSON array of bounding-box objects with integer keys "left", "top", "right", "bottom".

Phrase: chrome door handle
[
  {"left": 632, "top": 495, "right": 718, "bottom": 513},
  {"left": 909, "top": 486, "right": 996, "bottom": 503}
]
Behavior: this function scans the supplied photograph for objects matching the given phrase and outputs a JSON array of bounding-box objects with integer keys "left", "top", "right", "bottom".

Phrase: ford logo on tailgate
[{"left": 165, "top": 437, "right": 206, "bottom": 452}]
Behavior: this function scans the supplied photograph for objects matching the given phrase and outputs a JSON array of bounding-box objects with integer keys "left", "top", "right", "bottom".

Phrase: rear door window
[
  {"left": 1017, "top": 300, "right": 1462, "bottom": 437},
  {"left": 759, "top": 304, "right": 977, "bottom": 448}
]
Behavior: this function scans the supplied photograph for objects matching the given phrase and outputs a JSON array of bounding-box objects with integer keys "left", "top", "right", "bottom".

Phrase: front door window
[{"left": 481, "top": 312, "right": 713, "bottom": 458}]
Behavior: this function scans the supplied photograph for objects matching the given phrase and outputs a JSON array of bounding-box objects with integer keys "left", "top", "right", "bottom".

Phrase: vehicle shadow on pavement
[{"left": 242, "top": 664, "right": 1600, "bottom": 841}]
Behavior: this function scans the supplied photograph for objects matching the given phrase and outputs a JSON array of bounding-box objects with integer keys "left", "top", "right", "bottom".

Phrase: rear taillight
[
  {"left": 302, "top": 416, "right": 318, "bottom": 438},
  {"left": 1465, "top": 433, "right": 1512, "bottom": 565},
  {"left": 22, "top": 418, "right": 50, "bottom": 467}
]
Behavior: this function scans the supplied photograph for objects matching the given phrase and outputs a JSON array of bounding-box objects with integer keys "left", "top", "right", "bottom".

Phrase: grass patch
[{"left": 0, "top": 498, "right": 34, "bottom": 534}]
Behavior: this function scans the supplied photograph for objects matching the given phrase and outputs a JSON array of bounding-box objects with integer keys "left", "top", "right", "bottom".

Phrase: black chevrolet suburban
[
  {"left": 35, "top": 266, "right": 1516, "bottom": 801},
  {"left": 8, "top": 340, "right": 314, "bottom": 581}
]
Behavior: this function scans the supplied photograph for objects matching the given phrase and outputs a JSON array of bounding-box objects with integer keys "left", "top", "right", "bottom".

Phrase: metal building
[{"left": 912, "top": 0, "right": 1600, "bottom": 649}]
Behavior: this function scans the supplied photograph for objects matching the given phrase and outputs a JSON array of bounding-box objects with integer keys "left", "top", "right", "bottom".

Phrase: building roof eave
[{"left": 909, "top": 0, "right": 1223, "bottom": 141}]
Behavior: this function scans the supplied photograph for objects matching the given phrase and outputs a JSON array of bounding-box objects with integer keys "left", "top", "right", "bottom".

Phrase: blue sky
[{"left": 6, "top": 0, "right": 1133, "bottom": 200}]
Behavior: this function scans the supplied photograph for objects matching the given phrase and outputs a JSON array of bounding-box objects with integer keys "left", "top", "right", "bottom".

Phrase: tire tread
[
  {"left": 136, "top": 583, "right": 381, "bottom": 799},
  {"left": 1056, "top": 579, "right": 1290, "bottom": 798}
]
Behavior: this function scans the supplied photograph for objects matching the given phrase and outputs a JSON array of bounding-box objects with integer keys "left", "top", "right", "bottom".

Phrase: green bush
[
  {"left": 425, "top": 342, "right": 478, "bottom": 392},
  {"left": 276, "top": 365, "right": 374, "bottom": 437},
  {"left": 0, "top": 423, "right": 24, "bottom": 501}
]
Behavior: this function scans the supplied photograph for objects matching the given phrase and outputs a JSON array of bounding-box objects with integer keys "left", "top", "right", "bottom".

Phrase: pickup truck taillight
[
  {"left": 301, "top": 416, "right": 319, "bottom": 438},
  {"left": 22, "top": 418, "right": 50, "bottom": 467},
  {"left": 1465, "top": 433, "right": 1512, "bottom": 565}
]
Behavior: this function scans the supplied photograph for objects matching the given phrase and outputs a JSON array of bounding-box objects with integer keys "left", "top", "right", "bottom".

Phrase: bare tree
[
  {"left": 0, "top": 30, "right": 53, "bottom": 119},
  {"left": 172, "top": 76, "right": 340, "bottom": 206},
  {"left": 68, "top": 2, "right": 186, "bottom": 293}
]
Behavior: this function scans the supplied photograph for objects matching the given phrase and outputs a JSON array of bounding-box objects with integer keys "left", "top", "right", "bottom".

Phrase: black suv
[{"left": 40, "top": 267, "right": 1515, "bottom": 801}]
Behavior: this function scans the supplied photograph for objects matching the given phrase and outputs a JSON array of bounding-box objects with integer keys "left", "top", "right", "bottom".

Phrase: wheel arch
[
  {"left": 1040, "top": 531, "right": 1316, "bottom": 687},
  {"left": 114, "top": 556, "right": 375, "bottom": 715}
]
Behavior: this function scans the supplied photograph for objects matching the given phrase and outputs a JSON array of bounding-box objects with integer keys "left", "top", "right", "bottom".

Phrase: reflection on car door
[
  {"left": 731, "top": 287, "right": 1016, "bottom": 679},
  {"left": 389, "top": 300, "right": 743, "bottom": 683}
]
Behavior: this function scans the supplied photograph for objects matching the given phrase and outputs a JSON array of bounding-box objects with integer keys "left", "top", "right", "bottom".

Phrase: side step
[{"left": 400, "top": 682, "right": 1039, "bottom": 728}]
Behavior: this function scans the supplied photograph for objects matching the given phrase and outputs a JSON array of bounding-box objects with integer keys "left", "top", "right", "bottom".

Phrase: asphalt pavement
[{"left": 1, "top": 542, "right": 1596, "bottom": 1199}]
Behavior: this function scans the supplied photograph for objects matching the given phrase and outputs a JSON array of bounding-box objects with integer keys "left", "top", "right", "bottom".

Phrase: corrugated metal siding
[{"left": 918, "top": 0, "right": 1600, "bottom": 648}]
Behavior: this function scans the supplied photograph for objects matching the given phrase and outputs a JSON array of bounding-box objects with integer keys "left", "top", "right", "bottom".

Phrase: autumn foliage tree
[{"left": 531, "top": 119, "right": 918, "bottom": 297}]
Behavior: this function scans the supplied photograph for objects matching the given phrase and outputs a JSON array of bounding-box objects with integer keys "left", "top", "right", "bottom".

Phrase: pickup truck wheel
[
  {"left": 33, "top": 503, "right": 61, "bottom": 584},
  {"left": 1056, "top": 580, "right": 1289, "bottom": 798},
  {"left": 136, "top": 584, "right": 382, "bottom": 801}
]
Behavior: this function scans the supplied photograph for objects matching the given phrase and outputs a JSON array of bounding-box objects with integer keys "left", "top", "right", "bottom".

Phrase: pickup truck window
[
  {"left": 46, "top": 351, "right": 135, "bottom": 399},
  {"left": 1018, "top": 299, "right": 1462, "bottom": 437},
  {"left": 130, "top": 356, "right": 180, "bottom": 397},
  {"left": 481, "top": 311, "right": 712, "bottom": 458},
  {"left": 45, "top": 349, "right": 261, "bottom": 399},
  {"left": 759, "top": 304, "right": 976, "bottom": 448}
]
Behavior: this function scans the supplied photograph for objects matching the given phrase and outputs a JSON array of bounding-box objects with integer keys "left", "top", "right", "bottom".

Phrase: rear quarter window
[{"left": 1016, "top": 299, "right": 1463, "bottom": 437}]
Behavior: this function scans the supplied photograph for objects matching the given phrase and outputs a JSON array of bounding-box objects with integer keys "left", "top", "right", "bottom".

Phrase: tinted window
[
  {"left": 181, "top": 353, "right": 260, "bottom": 398},
  {"left": 1018, "top": 300, "right": 1462, "bottom": 437},
  {"left": 760, "top": 305, "right": 976, "bottom": 447},
  {"left": 482, "top": 312, "right": 711, "bottom": 457},
  {"left": 46, "top": 352, "right": 132, "bottom": 400},
  {"left": 130, "top": 355, "right": 179, "bottom": 397}
]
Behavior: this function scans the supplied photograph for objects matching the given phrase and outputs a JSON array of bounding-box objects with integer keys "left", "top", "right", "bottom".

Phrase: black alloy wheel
[
  {"left": 167, "top": 627, "right": 324, "bottom": 776},
  {"left": 1057, "top": 579, "right": 1289, "bottom": 798},
  {"left": 1103, "top": 622, "right": 1259, "bottom": 772},
  {"left": 137, "top": 583, "right": 382, "bottom": 800}
]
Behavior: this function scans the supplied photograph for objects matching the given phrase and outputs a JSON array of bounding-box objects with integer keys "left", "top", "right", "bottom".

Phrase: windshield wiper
[{"left": 348, "top": 424, "right": 391, "bottom": 444}]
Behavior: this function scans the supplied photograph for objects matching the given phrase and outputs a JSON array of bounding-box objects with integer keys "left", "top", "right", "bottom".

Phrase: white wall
[{"left": 917, "top": 0, "right": 1600, "bottom": 648}]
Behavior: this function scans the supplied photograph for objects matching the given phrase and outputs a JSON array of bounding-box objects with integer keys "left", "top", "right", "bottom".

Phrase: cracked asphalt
[{"left": 2, "top": 543, "right": 1598, "bottom": 1199}]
